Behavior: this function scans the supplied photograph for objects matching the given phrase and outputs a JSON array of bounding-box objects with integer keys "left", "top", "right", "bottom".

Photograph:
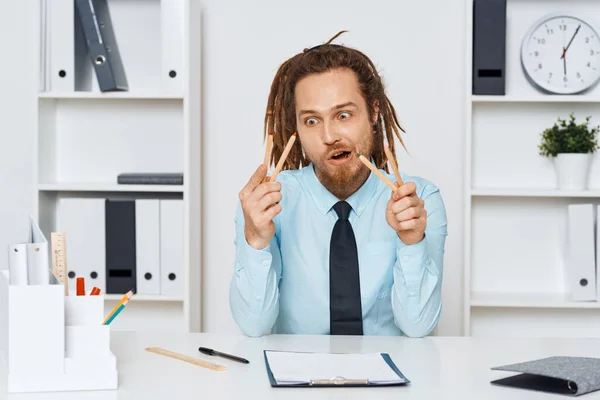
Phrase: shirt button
[{"left": 256, "top": 295, "right": 262, "bottom": 300}]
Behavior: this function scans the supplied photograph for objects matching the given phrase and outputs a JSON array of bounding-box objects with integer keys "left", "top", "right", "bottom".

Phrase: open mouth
[{"left": 330, "top": 151, "right": 352, "bottom": 160}]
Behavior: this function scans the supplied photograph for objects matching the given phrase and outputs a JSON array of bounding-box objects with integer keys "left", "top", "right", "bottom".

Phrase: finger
[
  {"left": 239, "top": 165, "right": 268, "bottom": 200},
  {"left": 261, "top": 203, "right": 282, "bottom": 221},
  {"left": 394, "top": 206, "right": 422, "bottom": 223},
  {"left": 391, "top": 196, "right": 421, "bottom": 214},
  {"left": 256, "top": 191, "right": 283, "bottom": 212},
  {"left": 247, "top": 181, "right": 282, "bottom": 204},
  {"left": 396, "top": 218, "right": 418, "bottom": 231},
  {"left": 395, "top": 181, "right": 416, "bottom": 199}
]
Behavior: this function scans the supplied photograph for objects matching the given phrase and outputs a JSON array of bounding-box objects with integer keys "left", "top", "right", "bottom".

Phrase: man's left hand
[{"left": 385, "top": 181, "right": 427, "bottom": 245}]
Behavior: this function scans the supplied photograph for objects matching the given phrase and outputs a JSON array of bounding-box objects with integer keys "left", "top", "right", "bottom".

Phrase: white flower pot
[{"left": 553, "top": 153, "right": 592, "bottom": 190}]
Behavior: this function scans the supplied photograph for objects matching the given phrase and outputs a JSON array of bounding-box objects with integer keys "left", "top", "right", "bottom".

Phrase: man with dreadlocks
[{"left": 230, "top": 31, "right": 448, "bottom": 338}]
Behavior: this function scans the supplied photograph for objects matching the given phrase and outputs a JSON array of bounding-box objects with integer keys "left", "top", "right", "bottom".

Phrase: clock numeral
[
  {"left": 588, "top": 62, "right": 592, "bottom": 67},
  {"left": 549, "top": 72, "right": 553, "bottom": 78},
  {"left": 547, "top": 28, "right": 554, "bottom": 35},
  {"left": 534, "top": 51, "right": 539, "bottom": 57},
  {"left": 559, "top": 24, "right": 567, "bottom": 31},
  {"left": 586, "top": 37, "right": 590, "bottom": 43},
  {"left": 564, "top": 76, "right": 568, "bottom": 82},
  {"left": 538, "top": 63, "right": 543, "bottom": 69},
  {"left": 591, "top": 49, "right": 595, "bottom": 56},
  {"left": 577, "top": 72, "right": 581, "bottom": 79},
  {"left": 537, "top": 38, "right": 546, "bottom": 44}
]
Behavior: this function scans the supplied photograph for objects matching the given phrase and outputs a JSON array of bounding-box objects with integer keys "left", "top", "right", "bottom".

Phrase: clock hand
[
  {"left": 564, "top": 50, "right": 567, "bottom": 75},
  {"left": 561, "top": 24, "right": 581, "bottom": 59}
]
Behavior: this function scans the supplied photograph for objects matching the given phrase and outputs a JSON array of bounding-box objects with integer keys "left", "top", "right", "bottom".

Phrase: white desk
[{"left": 3, "top": 331, "right": 600, "bottom": 399}]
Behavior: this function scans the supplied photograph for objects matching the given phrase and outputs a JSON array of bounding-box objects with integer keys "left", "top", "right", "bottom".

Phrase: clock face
[{"left": 521, "top": 14, "right": 600, "bottom": 94}]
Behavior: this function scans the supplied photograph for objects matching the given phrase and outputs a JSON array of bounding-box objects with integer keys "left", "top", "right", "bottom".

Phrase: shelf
[
  {"left": 471, "top": 292, "right": 600, "bottom": 309},
  {"left": 104, "top": 294, "right": 183, "bottom": 302},
  {"left": 471, "top": 188, "right": 600, "bottom": 198},
  {"left": 38, "top": 92, "right": 183, "bottom": 100},
  {"left": 472, "top": 95, "right": 600, "bottom": 103},
  {"left": 38, "top": 183, "right": 183, "bottom": 193}
]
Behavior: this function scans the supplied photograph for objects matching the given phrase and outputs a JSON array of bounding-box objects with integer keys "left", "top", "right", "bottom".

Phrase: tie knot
[{"left": 333, "top": 201, "right": 352, "bottom": 220}]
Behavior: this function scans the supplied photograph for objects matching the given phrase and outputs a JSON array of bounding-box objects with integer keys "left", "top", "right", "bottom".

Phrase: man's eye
[
  {"left": 306, "top": 118, "right": 318, "bottom": 126},
  {"left": 339, "top": 112, "right": 351, "bottom": 119}
]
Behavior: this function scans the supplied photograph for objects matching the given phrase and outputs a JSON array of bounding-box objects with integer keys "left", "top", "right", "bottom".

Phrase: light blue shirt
[{"left": 229, "top": 163, "right": 448, "bottom": 337}]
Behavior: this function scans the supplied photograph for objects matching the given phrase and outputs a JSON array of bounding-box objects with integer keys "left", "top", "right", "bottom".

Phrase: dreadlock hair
[{"left": 263, "top": 30, "right": 406, "bottom": 173}]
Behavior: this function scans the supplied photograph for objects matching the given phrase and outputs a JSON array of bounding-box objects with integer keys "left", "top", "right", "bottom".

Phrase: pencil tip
[{"left": 292, "top": 132, "right": 297, "bottom": 136}]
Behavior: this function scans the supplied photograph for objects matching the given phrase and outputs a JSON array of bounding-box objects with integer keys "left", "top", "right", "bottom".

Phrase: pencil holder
[{"left": 0, "top": 270, "right": 118, "bottom": 393}]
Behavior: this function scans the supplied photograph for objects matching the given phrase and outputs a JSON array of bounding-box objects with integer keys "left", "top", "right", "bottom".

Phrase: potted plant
[{"left": 539, "top": 113, "right": 600, "bottom": 190}]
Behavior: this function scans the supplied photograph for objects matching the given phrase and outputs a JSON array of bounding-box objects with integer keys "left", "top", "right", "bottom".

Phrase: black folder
[
  {"left": 491, "top": 356, "right": 600, "bottom": 396},
  {"left": 105, "top": 199, "right": 136, "bottom": 294},
  {"left": 75, "top": 0, "right": 128, "bottom": 92}
]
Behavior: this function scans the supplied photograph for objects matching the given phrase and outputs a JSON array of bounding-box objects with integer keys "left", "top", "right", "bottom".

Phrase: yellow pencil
[
  {"left": 263, "top": 134, "right": 274, "bottom": 167},
  {"left": 102, "top": 290, "right": 133, "bottom": 325},
  {"left": 357, "top": 153, "right": 398, "bottom": 192},
  {"left": 384, "top": 145, "right": 404, "bottom": 186}
]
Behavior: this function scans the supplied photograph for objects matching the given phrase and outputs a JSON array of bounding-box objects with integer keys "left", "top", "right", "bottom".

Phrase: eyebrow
[{"left": 298, "top": 101, "right": 359, "bottom": 117}]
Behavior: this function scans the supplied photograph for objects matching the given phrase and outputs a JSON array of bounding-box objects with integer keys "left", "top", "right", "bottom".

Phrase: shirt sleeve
[
  {"left": 229, "top": 201, "right": 282, "bottom": 337},
  {"left": 391, "top": 183, "right": 448, "bottom": 338}
]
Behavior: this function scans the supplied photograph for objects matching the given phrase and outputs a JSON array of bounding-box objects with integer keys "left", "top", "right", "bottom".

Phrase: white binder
[
  {"left": 48, "top": 0, "right": 75, "bottom": 92},
  {"left": 27, "top": 216, "right": 50, "bottom": 285},
  {"left": 135, "top": 199, "right": 161, "bottom": 295},
  {"left": 57, "top": 198, "right": 106, "bottom": 293},
  {"left": 160, "top": 0, "right": 184, "bottom": 93},
  {"left": 567, "top": 204, "right": 596, "bottom": 301},
  {"left": 8, "top": 244, "right": 28, "bottom": 286},
  {"left": 160, "top": 199, "right": 184, "bottom": 296}
]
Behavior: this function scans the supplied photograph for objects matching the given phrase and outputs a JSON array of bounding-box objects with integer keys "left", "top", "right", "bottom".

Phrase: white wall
[
  {"left": 0, "top": 0, "right": 466, "bottom": 336},
  {"left": 0, "top": 1, "right": 37, "bottom": 269},
  {"left": 200, "top": 0, "right": 466, "bottom": 336}
]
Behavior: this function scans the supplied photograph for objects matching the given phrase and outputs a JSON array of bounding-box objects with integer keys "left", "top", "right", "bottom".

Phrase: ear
[{"left": 372, "top": 100, "right": 380, "bottom": 125}]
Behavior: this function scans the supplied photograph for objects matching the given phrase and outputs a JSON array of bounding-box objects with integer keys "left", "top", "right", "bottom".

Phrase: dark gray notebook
[{"left": 491, "top": 356, "right": 600, "bottom": 396}]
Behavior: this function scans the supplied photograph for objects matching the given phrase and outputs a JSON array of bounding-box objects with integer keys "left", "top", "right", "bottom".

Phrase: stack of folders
[
  {"left": 56, "top": 197, "right": 184, "bottom": 297},
  {"left": 8, "top": 216, "right": 51, "bottom": 286},
  {"left": 566, "top": 204, "right": 599, "bottom": 302}
]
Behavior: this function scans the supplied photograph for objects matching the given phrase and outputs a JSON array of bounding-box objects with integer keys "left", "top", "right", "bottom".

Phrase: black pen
[{"left": 198, "top": 347, "right": 250, "bottom": 364}]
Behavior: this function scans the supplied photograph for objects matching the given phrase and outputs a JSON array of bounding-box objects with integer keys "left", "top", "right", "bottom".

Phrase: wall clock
[{"left": 521, "top": 13, "right": 600, "bottom": 94}]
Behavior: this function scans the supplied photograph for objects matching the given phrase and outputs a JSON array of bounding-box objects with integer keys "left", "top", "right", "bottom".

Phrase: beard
[{"left": 309, "top": 132, "right": 374, "bottom": 200}]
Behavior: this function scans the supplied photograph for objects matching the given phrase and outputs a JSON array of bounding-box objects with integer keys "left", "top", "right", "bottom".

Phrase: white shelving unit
[
  {"left": 464, "top": 0, "right": 600, "bottom": 338},
  {"left": 33, "top": 0, "right": 202, "bottom": 333}
]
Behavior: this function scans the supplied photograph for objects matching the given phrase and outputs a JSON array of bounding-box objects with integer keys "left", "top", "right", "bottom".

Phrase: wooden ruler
[
  {"left": 50, "top": 232, "right": 68, "bottom": 295},
  {"left": 145, "top": 347, "right": 226, "bottom": 371}
]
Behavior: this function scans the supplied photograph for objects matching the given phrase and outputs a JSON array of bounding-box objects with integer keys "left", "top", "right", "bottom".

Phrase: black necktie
[{"left": 329, "top": 201, "right": 363, "bottom": 335}]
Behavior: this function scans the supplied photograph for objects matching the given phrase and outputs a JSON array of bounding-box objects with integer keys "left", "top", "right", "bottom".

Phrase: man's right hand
[{"left": 239, "top": 164, "right": 282, "bottom": 250}]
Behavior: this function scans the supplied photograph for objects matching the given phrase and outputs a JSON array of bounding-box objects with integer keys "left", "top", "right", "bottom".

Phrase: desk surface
[{"left": 4, "top": 331, "right": 600, "bottom": 399}]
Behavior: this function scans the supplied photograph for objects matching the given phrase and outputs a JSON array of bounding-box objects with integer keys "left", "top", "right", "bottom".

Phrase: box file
[
  {"left": 105, "top": 199, "right": 137, "bottom": 294},
  {"left": 48, "top": 0, "right": 75, "bottom": 91},
  {"left": 566, "top": 204, "right": 596, "bottom": 301},
  {"left": 0, "top": 270, "right": 117, "bottom": 393},
  {"left": 135, "top": 199, "right": 161, "bottom": 295},
  {"left": 75, "top": 0, "right": 128, "bottom": 92},
  {"left": 160, "top": 199, "right": 184, "bottom": 296}
]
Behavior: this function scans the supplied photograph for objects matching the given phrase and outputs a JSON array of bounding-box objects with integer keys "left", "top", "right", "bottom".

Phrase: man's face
[{"left": 294, "top": 68, "right": 375, "bottom": 197}]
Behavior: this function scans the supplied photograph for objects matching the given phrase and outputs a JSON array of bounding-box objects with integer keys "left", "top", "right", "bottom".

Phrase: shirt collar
[{"left": 304, "top": 162, "right": 379, "bottom": 218}]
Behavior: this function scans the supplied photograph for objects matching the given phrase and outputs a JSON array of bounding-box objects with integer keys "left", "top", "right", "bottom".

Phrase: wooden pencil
[
  {"left": 384, "top": 145, "right": 404, "bottom": 186},
  {"left": 270, "top": 132, "right": 297, "bottom": 182},
  {"left": 263, "top": 134, "right": 273, "bottom": 167},
  {"left": 357, "top": 153, "right": 398, "bottom": 192}
]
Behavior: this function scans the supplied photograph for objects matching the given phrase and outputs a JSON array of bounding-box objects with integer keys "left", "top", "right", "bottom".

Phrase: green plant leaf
[{"left": 539, "top": 113, "right": 600, "bottom": 157}]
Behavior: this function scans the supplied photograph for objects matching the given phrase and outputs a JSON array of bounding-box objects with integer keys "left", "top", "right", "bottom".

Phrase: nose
[{"left": 321, "top": 120, "right": 341, "bottom": 145}]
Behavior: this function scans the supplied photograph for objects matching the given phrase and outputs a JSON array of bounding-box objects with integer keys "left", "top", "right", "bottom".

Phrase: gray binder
[
  {"left": 491, "top": 356, "right": 600, "bottom": 396},
  {"left": 75, "top": 0, "right": 128, "bottom": 92}
]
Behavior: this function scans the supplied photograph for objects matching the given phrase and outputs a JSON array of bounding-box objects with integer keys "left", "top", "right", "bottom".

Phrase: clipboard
[{"left": 263, "top": 350, "right": 410, "bottom": 388}]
